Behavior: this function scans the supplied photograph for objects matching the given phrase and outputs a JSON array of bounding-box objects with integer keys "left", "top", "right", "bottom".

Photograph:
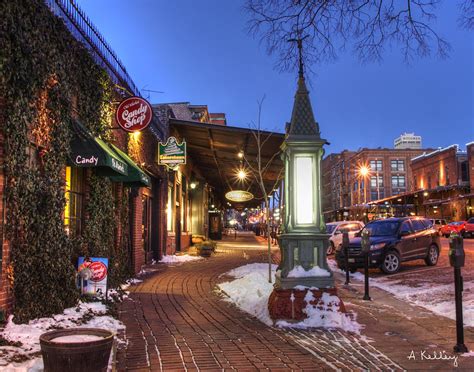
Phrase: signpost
[
  {"left": 158, "top": 136, "right": 186, "bottom": 170},
  {"left": 116, "top": 96, "right": 153, "bottom": 132}
]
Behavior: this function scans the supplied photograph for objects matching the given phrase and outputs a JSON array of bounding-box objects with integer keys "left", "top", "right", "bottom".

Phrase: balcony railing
[{"left": 45, "top": 0, "right": 140, "bottom": 97}]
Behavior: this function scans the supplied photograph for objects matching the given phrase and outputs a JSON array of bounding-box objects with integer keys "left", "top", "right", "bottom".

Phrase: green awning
[
  {"left": 109, "top": 144, "right": 151, "bottom": 187},
  {"left": 69, "top": 120, "right": 128, "bottom": 177}
]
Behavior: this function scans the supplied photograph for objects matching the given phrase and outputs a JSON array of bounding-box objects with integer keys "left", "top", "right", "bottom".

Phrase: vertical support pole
[{"left": 343, "top": 231, "right": 350, "bottom": 285}]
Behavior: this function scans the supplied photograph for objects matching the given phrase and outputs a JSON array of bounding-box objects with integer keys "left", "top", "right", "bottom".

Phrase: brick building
[
  {"left": 408, "top": 145, "right": 471, "bottom": 221},
  {"left": 322, "top": 147, "right": 429, "bottom": 221},
  {"left": 0, "top": 0, "right": 171, "bottom": 317}
]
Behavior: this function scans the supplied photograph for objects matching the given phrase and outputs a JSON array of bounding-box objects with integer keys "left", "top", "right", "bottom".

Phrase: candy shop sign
[{"left": 116, "top": 96, "right": 153, "bottom": 132}]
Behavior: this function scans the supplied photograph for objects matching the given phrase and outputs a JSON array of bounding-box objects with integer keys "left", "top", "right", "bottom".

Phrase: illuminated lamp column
[{"left": 268, "top": 68, "right": 344, "bottom": 321}]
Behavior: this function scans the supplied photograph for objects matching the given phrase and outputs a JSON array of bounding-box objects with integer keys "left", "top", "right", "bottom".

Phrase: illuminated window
[
  {"left": 65, "top": 166, "right": 85, "bottom": 237},
  {"left": 167, "top": 184, "right": 173, "bottom": 231},
  {"left": 295, "top": 156, "right": 314, "bottom": 225}
]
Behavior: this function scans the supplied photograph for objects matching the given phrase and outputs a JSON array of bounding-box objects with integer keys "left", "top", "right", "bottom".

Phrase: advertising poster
[{"left": 77, "top": 257, "right": 109, "bottom": 296}]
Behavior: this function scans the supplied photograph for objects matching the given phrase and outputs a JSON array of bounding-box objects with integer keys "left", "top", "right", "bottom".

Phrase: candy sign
[
  {"left": 116, "top": 96, "right": 153, "bottom": 132},
  {"left": 77, "top": 257, "right": 109, "bottom": 296}
]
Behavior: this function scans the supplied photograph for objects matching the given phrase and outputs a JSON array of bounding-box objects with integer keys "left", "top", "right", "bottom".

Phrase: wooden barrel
[{"left": 40, "top": 328, "right": 114, "bottom": 372}]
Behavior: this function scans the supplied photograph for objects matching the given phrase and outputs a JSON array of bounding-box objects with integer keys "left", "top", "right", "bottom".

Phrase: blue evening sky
[{"left": 76, "top": 0, "right": 473, "bottom": 154}]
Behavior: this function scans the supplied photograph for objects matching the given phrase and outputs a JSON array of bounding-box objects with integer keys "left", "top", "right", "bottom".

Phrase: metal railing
[{"left": 45, "top": 0, "right": 140, "bottom": 97}]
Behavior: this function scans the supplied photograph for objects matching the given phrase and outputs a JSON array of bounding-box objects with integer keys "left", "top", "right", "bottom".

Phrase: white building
[{"left": 394, "top": 132, "right": 422, "bottom": 149}]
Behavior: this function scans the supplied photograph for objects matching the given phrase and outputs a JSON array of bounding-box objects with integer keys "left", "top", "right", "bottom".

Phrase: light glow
[
  {"left": 359, "top": 165, "right": 370, "bottom": 177},
  {"left": 190, "top": 182, "right": 197, "bottom": 189},
  {"left": 238, "top": 151, "right": 244, "bottom": 158},
  {"left": 295, "top": 156, "right": 313, "bottom": 224}
]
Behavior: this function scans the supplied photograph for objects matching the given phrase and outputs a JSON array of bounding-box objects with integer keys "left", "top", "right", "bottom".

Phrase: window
[
  {"left": 391, "top": 160, "right": 405, "bottom": 172},
  {"left": 370, "top": 190, "right": 384, "bottom": 201},
  {"left": 369, "top": 160, "right": 383, "bottom": 171},
  {"left": 411, "top": 219, "right": 426, "bottom": 232},
  {"left": 399, "top": 221, "right": 412, "bottom": 235},
  {"left": 392, "top": 176, "right": 406, "bottom": 188},
  {"left": 167, "top": 184, "right": 174, "bottom": 231},
  {"left": 445, "top": 165, "right": 450, "bottom": 185},
  {"left": 65, "top": 167, "right": 85, "bottom": 237},
  {"left": 142, "top": 194, "right": 152, "bottom": 253},
  {"left": 370, "top": 175, "right": 384, "bottom": 188}
]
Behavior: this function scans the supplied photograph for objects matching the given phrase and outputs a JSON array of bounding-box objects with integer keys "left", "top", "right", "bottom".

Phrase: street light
[
  {"left": 358, "top": 165, "right": 370, "bottom": 204},
  {"left": 268, "top": 61, "right": 338, "bottom": 321}
]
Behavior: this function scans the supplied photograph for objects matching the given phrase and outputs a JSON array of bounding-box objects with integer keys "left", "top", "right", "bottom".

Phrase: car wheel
[
  {"left": 381, "top": 251, "right": 401, "bottom": 274},
  {"left": 425, "top": 244, "right": 439, "bottom": 266},
  {"left": 327, "top": 241, "right": 335, "bottom": 255}
]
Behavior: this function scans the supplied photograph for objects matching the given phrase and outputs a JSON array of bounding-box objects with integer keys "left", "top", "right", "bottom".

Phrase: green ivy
[{"left": 1, "top": 0, "right": 130, "bottom": 322}]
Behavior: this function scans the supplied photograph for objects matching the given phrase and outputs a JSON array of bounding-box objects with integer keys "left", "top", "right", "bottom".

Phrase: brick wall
[
  {"left": 468, "top": 143, "right": 474, "bottom": 190},
  {"left": 411, "top": 147, "right": 459, "bottom": 190},
  {"left": 0, "top": 97, "right": 13, "bottom": 316}
]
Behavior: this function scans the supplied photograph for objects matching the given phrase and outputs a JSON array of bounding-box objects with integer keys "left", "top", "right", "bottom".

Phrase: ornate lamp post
[{"left": 268, "top": 39, "right": 344, "bottom": 321}]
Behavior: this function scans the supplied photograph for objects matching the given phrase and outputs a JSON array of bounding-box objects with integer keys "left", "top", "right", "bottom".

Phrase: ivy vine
[{"left": 1, "top": 0, "right": 130, "bottom": 322}]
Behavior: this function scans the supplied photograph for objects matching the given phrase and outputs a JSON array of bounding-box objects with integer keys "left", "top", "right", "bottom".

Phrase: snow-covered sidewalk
[
  {"left": 218, "top": 263, "right": 361, "bottom": 333},
  {"left": 327, "top": 260, "right": 474, "bottom": 327}
]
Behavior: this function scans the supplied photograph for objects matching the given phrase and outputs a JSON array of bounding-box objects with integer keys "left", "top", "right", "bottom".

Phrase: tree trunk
[{"left": 265, "top": 197, "right": 272, "bottom": 283}]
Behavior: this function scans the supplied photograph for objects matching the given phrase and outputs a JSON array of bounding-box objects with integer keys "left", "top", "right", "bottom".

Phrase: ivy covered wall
[{"left": 0, "top": 0, "right": 130, "bottom": 322}]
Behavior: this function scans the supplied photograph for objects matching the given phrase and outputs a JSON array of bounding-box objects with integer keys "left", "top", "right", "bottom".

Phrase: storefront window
[
  {"left": 65, "top": 166, "right": 85, "bottom": 237},
  {"left": 167, "top": 184, "right": 173, "bottom": 232},
  {"left": 142, "top": 194, "right": 152, "bottom": 253}
]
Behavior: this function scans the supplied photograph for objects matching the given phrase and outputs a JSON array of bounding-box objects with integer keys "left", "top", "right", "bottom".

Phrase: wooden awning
[{"left": 170, "top": 119, "right": 285, "bottom": 207}]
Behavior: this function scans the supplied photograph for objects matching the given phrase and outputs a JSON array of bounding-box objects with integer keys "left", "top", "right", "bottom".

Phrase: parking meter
[
  {"left": 361, "top": 229, "right": 371, "bottom": 300},
  {"left": 361, "top": 229, "right": 370, "bottom": 253},
  {"left": 342, "top": 230, "right": 350, "bottom": 285},
  {"left": 448, "top": 231, "right": 468, "bottom": 353},
  {"left": 449, "top": 232, "right": 465, "bottom": 268}
]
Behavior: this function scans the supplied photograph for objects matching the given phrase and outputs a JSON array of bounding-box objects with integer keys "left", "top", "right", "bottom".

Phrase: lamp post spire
[{"left": 288, "top": 35, "right": 308, "bottom": 79}]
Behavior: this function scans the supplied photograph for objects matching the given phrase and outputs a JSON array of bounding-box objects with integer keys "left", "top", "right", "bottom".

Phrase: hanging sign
[
  {"left": 77, "top": 257, "right": 109, "bottom": 297},
  {"left": 158, "top": 136, "right": 186, "bottom": 170},
  {"left": 225, "top": 190, "right": 254, "bottom": 203},
  {"left": 116, "top": 96, "right": 153, "bottom": 132}
]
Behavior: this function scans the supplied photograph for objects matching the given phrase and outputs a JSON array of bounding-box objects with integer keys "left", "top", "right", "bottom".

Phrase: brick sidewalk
[{"left": 117, "top": 233, "right": 474, "bottom": 371}]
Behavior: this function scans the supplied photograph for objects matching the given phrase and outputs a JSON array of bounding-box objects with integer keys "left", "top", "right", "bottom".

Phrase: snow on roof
[{"left": 411, "top": 144, "right": 461, "bottom": 162}]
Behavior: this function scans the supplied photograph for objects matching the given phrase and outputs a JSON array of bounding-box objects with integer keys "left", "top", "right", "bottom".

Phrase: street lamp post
[{"left": 268, "top": 40, "right": 344, "bottom": 321}]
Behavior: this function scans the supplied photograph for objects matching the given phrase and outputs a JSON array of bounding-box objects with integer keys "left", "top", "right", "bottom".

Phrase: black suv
[{"left": 336, "top": 217, "right": 440, "bottom": 274}]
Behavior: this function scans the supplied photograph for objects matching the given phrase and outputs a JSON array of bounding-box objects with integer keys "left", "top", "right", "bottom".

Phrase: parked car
[
  {"left": 326, "top": 221, "right": 364, "bottom": 255},
  {"left": 336, "top": 217, "right": 440, "bottom": 274},
  {"left": 429, "top": 218, "right": 447, "bottom": 236},
  {"left": 439, "top": 221, "right": 466, "bottom": 238},
  {"left": 464, "top": 217, "right": 474, "bottom": 238}
]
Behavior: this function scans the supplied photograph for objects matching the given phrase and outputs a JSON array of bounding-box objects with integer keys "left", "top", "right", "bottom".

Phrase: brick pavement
[{"left": 117, "top": 233, "right": 474, "bottom": 371}]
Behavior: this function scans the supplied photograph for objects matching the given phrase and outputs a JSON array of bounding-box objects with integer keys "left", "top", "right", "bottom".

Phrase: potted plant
[{"left": 196, "top": 240, "right": 216, "bottom": 257}]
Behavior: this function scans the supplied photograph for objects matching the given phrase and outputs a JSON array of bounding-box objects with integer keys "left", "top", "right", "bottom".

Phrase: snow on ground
[
  {"left": 327, "top": 260, "right": 474, "bottom": 327},
  {"left": 287, "top": 265, "right": 331, "bottom": 278},
  {"left": 218, "top": 263, "right": 362, "bottom": 333},
  {"left": 219, "top": 263, "right": 276, "bottom": 325},
  {"left": 159, "top": 254, "right": 203, "bottom": 264},
  {"left": 0, "top": 301, "right": 125, "bottom": 371}
]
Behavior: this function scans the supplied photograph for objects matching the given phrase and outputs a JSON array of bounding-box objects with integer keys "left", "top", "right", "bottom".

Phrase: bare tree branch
[{"left": 244, "top": 0, "right": 461, "bottom": 71}]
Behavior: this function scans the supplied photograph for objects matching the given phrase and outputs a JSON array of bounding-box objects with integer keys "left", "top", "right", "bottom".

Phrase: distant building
[
  {"left": 209, "top": 113, "right": 227, "bottom": 125},
  {"left": 322, "top": 147, "right": 430, "bottom": 221},
  {"left": 153, "top": 102, "right": 227, "bottom": 126},
  {"left": 394, "top": 132, "right": 422, "bottom": 149}
]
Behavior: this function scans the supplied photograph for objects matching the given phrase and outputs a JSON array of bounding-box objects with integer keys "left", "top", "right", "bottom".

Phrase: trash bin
[{"left": 40, "top": 328, "right": 114, "bottom": 372}]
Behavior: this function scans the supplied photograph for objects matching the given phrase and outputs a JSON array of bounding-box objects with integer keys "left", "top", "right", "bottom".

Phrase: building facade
[
  {"left": 322, "top": 147, "right": 429, "bottom": 221},
  {"left": 394, "top": 132, "right": 422, "bottom": 149}
]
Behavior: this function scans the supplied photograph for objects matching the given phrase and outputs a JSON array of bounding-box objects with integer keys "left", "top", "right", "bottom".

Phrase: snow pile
[
  {"left": 327, "top": 259, "right": 474, "bottom": 327},
  {"left": 277, "top": 292, "right": 362, "bottom": 333},
  {"left": 159, "top": 254, "right": 203, "bottom": 264},
  {"left": 219, "top": 263, "right": 277, "bottom": 326},
  {"left": 0, "top": 301, "right": 125, "bottom": 371},
  {"left": 219, "top": 263, "right": 362, "bottom": 333},
  {"left": 287, "top": 265, "right": 331, "bottom": 278}
]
